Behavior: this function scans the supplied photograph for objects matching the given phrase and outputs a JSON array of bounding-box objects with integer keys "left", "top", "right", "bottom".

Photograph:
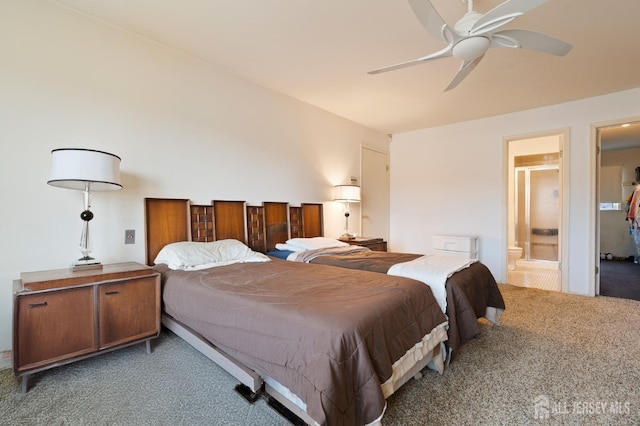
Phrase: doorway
[
  {"left": 507, "top": 132, "right": 565, "bottom": 292},
  {"left": 596, "top": 120, "right": 640, "bottom": 301}
]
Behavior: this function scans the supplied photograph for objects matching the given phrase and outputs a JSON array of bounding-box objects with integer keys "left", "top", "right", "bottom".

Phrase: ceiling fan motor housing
[
  {"left": 451, "top": 10, "right": 490, "bottom": 61},
  {"left": 452, "top": 37, "right": 490, "bottom": 61},
  {"left": 454, "top": 11, "right": 483, "bottom": 34}
]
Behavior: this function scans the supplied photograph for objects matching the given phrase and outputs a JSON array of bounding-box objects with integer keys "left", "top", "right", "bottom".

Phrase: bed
[
  {"left": 145, "top": 198, "right": 449, "bottom": 425},
  {"left": 275, "top": 244, "right": 504, "bottom": 361},
  {"left": 262, "top": 204, "right": 505, "bottom": 362}
]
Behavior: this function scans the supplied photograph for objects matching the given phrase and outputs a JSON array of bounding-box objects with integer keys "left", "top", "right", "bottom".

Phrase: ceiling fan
[{"left": 368, "top": 0, "right": 572, "bottom": 91}]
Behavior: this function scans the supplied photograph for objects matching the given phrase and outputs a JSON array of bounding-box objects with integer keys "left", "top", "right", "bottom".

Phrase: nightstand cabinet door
[
  {"left": 99, "top": 276, "right": 160, "bottom": 349},
  {"left": 16, "top": 286, "right": 96, "bottom": 372}
]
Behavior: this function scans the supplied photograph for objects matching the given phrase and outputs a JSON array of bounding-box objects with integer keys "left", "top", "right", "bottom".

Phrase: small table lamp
[
  {"left": 48, "top": 148, "right": 122, "bottom": 271},
  {"left": 333, "top": 184, "right": 361, "bottom": 240}
]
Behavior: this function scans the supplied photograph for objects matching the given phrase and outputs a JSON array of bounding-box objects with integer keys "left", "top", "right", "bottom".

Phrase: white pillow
[
  {"left": 284, "top": 237, "right": 349, "bottom": 250},
  {"left": 154, "top": 239, "right": 270, "bottom": 270},
  {"left": 275, "top": 243, "right": 306, "bottom": 252}
]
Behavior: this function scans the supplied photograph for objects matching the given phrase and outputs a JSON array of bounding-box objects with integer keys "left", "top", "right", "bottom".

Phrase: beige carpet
[
  {"left": 2, "top": 284, "right": 639, "bottom": 425},
  {"left": 383, "top": 285, "right": 640, "bottom": 425}
]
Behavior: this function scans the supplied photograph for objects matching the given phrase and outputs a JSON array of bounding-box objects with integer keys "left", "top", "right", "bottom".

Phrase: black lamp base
[{"left": 341, "top": 210, "right": 356, "bottom": 240}]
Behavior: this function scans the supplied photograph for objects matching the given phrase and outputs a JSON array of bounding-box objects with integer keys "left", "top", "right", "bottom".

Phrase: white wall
[
  {"left": 391, "top": 87, "right": 640, "bottom": 296},
  {"left": 0, "top": 0, "right": 387, "bottom": 353}
]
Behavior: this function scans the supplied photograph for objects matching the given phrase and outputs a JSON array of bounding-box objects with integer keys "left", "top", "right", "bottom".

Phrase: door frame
[
  {"left": 504, "top": 128, "right": 570, "bottom": 292},
  {"left": 591, "top": 115, "right": 640, "bottom": 296}
]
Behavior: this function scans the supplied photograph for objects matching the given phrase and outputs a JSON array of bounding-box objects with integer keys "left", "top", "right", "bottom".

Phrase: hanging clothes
[
  {"left": 627, "top": 185, "right": 640, "bottom": 263},
  {"left": 627, "top": 185, "right": 640, "bottom": 227}
]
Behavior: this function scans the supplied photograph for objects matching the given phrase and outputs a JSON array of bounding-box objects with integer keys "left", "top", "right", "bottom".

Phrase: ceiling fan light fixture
[{"left": 452, "top": 36, "right": 490, "bottom": 61}]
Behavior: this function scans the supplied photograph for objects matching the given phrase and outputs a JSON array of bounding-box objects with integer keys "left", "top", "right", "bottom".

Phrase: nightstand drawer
[
  {"left": 363, "top": 241, "right": 387, "bottom": 251},
  {"left": 340, "top": 237, "right": 387, "bottom": 252}
]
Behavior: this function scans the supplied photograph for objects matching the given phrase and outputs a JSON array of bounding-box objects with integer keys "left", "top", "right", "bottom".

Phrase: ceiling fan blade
[
  {"left": 408, "top": 0, "right": 459, "bottom": 44},
  {"left": 444, "top": 55, "right": 484, "bottom": 91},
  {"left": 492, "top": 29, "right": 572, "bottom": 56},
  {"left": 470, "top": 0, "right": 549, "bottom": 36},
  {"left": 368, "top": 46, "right": 452, "bottom": 75}
]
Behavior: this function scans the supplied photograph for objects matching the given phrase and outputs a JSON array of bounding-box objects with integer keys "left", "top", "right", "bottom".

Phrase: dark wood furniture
[
  {"left": 339, "top": 237, "right": 387, "bottom": 252},
  {"left": 13, "top": 262, "right": 161, "bottom": 393},
  {"left": 144, "top": 198, "right": 383, "bottom": 261},
  {"left": 145, "top": 199, "right": 326, "bottom": 263}
]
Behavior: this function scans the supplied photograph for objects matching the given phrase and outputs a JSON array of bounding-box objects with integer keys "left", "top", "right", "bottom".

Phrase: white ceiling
[
  {"left": 600, "top": 122, "right": 640, "bottom": 152},
  {"left": 53, "top": 0, "right": 640, "bottom": 135}
]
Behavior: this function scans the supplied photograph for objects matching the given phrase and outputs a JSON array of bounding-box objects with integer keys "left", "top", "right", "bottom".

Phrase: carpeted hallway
[
  {"left": 1, "top": 284, "right": 639, "bottom": 425},
  {"left": 599, "top": 259, "right": 640, "bottom": 301}
]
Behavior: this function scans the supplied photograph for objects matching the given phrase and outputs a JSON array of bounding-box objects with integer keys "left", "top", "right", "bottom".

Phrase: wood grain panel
[
  {"left": 264, "top": 202, "right": 289, "bottom": 252},
  {"left": 289, "top": 207, "right": 303, "bottom": 239},
  {"left": 247, "top": 206, "right": 265, "bottom": 253},
  {"left": 302, "top": 203, "right": 324, "bottom": 237},
  {"left": 191, "top": 204, "right": 214, "bottom": 242},
  {"left": 144, "top": 198, "right": 326, "bottom": 257},
  {"left": 213, "top": 200, "right": 246, "bottom": 242},
  {"left": 20, "top": 262, "right": 153, "bottom": 292},
  {"left": 99, "top": 276, "right": 160, "bottom": 349},
  {"left": 145, "top": 198, "right": 190, "bottom": 266},
  {"left": 15, "top": 286, "right": 96, "bottom": 371}
]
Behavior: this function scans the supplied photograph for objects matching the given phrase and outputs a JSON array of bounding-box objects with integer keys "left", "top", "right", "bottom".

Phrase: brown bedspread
[
  {"left": 307, "top": 251, "right": 505, "bottom": 360},
  {"left": 157, "top": 259, "right": 447, "bottom": 425},
  {"left": 308, "top": 250, "right": 422, "bottom": 273}
]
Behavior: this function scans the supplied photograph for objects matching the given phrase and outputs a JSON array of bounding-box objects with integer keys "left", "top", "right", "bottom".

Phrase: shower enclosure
[
  {"left": 514, "top": 164, "right": 560, "bottom": 263},
  {"left": 507, "top": 136, "right": 563, "bottom": 293}
]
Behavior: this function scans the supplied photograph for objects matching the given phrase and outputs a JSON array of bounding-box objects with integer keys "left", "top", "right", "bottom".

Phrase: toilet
[{"left": 508, "top": 246, "right": 523, "bottom": 270}]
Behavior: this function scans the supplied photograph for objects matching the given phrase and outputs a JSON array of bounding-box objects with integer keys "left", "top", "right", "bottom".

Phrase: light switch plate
[{"left": 125, "top": 229, "right": 135, "bottom": 244}]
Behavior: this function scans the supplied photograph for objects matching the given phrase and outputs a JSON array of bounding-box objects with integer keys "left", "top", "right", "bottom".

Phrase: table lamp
[
  {"left": 48, "top": 148, "right": 122, "bottom": 270},
  {"left": 333, "top": 184, "right": 360, "bottom": 240}
]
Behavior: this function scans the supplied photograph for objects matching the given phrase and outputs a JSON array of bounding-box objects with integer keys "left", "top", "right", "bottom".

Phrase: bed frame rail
[{"left": 162, "top": 314, "right": 263, "bottom": 392}]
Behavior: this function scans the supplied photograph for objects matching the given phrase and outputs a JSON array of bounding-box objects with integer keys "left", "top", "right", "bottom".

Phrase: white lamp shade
[
  {"left": 333, "top": 185, "right": 361, "bottom": 202},
  {"left": 48, "top": 148, "right": 122, "bottom": 191}
]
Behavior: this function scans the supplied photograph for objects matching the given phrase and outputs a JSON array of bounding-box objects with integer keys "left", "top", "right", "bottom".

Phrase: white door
[{"left": 361, "top": 147, "right": 389, "bottom": 240}]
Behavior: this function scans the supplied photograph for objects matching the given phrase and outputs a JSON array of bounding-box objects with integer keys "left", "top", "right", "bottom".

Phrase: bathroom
[{"left": 507, "top": 134, "right": 563, "bottom": 292}]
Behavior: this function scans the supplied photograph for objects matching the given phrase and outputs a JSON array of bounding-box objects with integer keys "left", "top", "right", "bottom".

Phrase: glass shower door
[
  {"left": 529, "top": 168, "right": 559, "bottom": 261},
  {"left": 516, "top": 166, "right": 560, "bottom": 262}
]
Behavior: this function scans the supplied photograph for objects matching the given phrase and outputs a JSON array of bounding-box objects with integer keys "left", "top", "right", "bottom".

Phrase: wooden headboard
[{"left": 144, "top": 198, "right": 324, "bottom": 266}]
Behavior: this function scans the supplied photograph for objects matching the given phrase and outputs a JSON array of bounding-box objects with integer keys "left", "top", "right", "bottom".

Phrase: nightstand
[
  {"left": 339, "top": 237, "right": 387, "bottom": 252},
  {"left": 13, "top": 262, "right": 160, "bottom": 393}
]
